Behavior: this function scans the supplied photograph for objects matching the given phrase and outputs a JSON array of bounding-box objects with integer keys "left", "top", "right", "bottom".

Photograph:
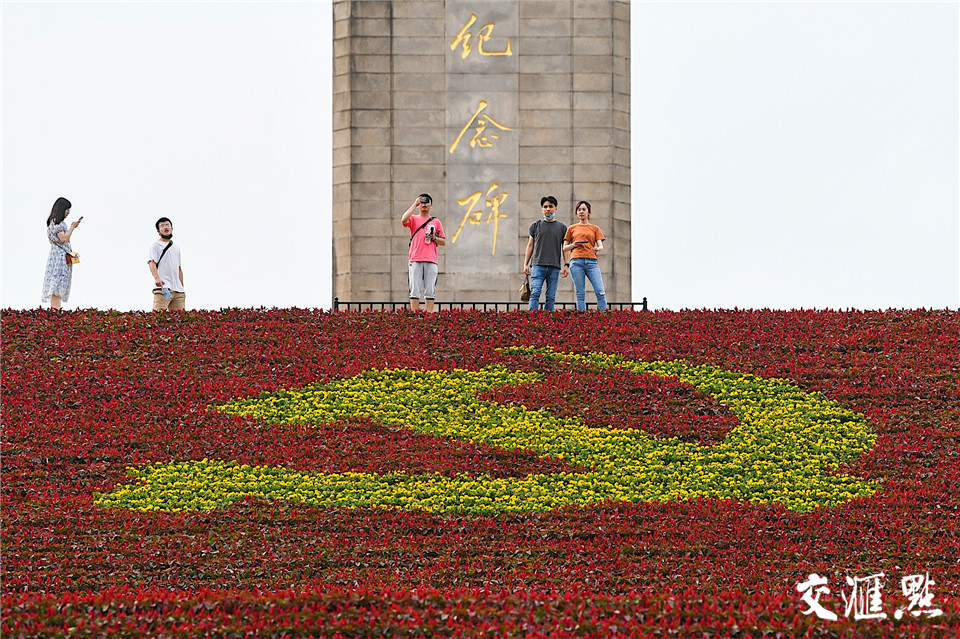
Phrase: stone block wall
[{"left": 334, "top": 0, "right": 630, "bottom": 305}]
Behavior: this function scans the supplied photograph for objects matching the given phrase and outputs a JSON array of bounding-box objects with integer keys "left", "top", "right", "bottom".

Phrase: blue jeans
[
  {"left": 528, "top": 265, "right": 560, "bottom": 310},
  {"left": 570, "top": 258, "right": 607, "bottom": 310}
]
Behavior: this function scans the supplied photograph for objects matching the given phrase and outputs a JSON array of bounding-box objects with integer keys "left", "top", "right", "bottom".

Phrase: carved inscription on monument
[{"left": 445, "top": 2, "right": 518, "bottom": 270}]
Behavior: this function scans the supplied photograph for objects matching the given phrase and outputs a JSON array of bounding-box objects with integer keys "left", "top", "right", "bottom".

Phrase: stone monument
[{"left": 333, "top": 0, "right": 630, "bottom": 305}]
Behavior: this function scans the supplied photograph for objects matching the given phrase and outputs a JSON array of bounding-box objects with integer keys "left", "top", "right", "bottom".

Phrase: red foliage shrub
[{"left": 2, "top": 308, "right": 957, "bottom": 636}]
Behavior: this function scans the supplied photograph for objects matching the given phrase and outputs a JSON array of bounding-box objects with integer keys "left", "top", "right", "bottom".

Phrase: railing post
[{"left": 331, "top": 300, "right": 649, "bottom": 312}]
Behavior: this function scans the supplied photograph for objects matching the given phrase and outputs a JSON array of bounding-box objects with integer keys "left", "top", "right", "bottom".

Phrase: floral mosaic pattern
[
  {"left": 99, "top": 348, "right": 877, "bottom": 514},
  {"left": 2, "top": 309, "right": 957, "bottom": 636}
]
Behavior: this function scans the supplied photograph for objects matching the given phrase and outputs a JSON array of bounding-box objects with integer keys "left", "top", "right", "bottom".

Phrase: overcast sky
[{"left": 2, "top": 1, "right": 957, "bottom": 311}]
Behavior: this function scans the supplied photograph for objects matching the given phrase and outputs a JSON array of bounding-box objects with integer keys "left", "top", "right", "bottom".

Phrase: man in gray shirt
[{"left": 523, "top": 196, "right": 570, "bottom": 310}]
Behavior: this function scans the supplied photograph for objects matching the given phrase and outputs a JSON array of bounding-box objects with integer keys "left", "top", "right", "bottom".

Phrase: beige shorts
[{"left": 153, "top": 290, "right": 186, "bottom": 311}]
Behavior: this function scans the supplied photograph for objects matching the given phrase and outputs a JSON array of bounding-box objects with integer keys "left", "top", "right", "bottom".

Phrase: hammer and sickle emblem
[{"left": 97, "top": 348, "right": 878, "bottom": 514}]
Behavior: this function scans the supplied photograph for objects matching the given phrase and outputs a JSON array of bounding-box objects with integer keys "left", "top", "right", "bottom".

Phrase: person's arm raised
[{"left": 400, "top": 198, "right": 421, "bottom": 225}]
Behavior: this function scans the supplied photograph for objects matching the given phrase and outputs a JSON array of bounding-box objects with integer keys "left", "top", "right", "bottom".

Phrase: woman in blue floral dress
[{"left": 41, "top": 197, "right": 82, "bottom": 310}]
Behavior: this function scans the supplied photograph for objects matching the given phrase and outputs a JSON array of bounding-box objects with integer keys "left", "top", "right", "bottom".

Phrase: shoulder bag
[{"left": 50, "top": 239, "right": 80, "bottom": 265}]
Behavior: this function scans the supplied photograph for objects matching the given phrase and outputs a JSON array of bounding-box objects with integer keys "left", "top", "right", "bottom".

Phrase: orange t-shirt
[{"left": 564, "top": 224, "right": 605, "bottom": 260}]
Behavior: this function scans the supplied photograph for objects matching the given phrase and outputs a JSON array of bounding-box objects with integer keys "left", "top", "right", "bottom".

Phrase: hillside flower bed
[{"left": 2, "top": 308, "right": 958, "bottom": 637}]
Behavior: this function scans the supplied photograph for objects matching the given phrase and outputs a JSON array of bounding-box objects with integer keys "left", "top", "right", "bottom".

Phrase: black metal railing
[{"left": 332, "top": 297, "right": 648, "bottom": 312}]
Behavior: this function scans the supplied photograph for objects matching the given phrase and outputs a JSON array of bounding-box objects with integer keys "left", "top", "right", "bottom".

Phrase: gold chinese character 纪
[
  {"left": 449, "top": 100, "right": 514, "bottom": 155},
  {"left": 450, "top": 13, "right": 513, "bottom": 59},
  {"left": 452, "top": 182, "right": 509, "bottom": 255}
]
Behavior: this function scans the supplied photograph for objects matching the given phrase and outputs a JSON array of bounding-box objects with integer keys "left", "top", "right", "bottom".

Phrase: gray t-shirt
[{"left": 528, "top": 219, "right": 568, "bottom": 269}]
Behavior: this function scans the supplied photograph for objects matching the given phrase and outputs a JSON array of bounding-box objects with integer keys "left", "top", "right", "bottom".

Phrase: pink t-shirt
[{"left": 405, "top": 215, "right": 445, "bottom": 263}]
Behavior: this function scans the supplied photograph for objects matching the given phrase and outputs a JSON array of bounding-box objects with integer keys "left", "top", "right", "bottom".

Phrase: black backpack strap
[
  {"left": 155, "top": 242, "right": 173, "bottom": 267},
  {"left": 408, "top": 216, "right": 437, "bottom": 248}
]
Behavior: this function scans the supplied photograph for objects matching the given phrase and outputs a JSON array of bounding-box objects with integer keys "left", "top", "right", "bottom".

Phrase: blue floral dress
[{"left": 41, "top": 222, "right": 73, "bottom": 303}]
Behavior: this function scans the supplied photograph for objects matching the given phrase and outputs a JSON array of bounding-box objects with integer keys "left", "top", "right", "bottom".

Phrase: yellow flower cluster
[{"left": 96, "top": 347, "right": 879, "bottom": 514}]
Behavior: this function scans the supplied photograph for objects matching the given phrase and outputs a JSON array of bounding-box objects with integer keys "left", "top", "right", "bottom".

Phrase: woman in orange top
[{"left": 562, "top": 200, "right": 607, "bottom": 311}]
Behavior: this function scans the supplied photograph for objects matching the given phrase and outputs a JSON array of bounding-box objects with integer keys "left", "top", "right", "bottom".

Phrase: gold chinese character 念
[
  {"left": 449, "top": 100, "right": 514, "bottom": 155},
  {"left": 450, "top": 13, "right": 513, "bottom": 59},
  {"left": 452, "top": 182, "right": 509, "bottom": 255}
]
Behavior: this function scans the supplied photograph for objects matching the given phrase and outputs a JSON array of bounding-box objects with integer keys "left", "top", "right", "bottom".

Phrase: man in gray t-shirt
[{"left": 523, "top": 196, "right": 570, "bottom": 310}]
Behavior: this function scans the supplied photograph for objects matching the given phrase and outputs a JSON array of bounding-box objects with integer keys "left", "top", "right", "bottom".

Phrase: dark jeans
[{"left": 529, "top": 265, "right": 560, "bottom": 310}]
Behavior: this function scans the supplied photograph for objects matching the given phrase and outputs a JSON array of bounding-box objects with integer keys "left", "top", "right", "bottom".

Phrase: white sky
[{"left": 2, "top": 1, "right": 957, "bottom": 311}]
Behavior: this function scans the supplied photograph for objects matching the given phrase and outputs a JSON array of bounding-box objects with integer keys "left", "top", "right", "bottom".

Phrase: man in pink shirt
[{"left": 400, "top": 193, "right": 446, "bottom": 312}]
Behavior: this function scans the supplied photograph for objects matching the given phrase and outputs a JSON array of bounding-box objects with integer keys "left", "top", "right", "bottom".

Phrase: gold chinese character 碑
[
  {"left": 452, "top": 182, "right": 509, "bottom": 255},
  {"left": 449, "top": 100, "right": 514, "bottom": 155},
  {"left": 450, "top": 13, "right": 513, "bottom": 59}
]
